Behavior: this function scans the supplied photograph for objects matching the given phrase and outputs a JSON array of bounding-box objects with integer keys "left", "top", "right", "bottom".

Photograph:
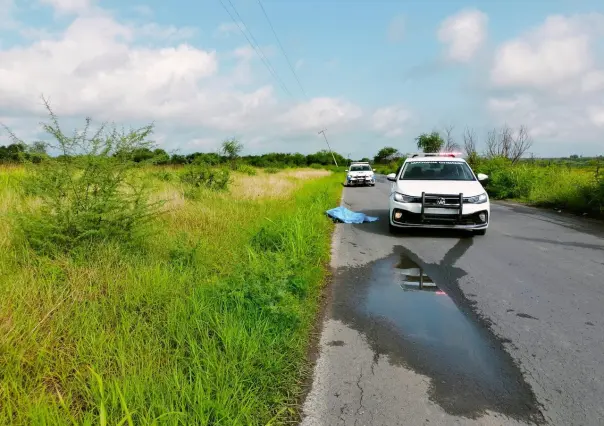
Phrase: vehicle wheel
[{"left": 474, "top": 229, "right": 487, "bottom": 236}]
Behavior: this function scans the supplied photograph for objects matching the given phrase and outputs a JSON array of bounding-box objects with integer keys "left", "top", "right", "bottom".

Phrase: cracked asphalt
[{"left": 300, "top": 176, "right": 604, "bottom": 426}]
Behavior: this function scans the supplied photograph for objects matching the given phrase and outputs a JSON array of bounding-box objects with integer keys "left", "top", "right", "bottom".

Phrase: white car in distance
[
  {"left": 387, "top": 153, "right": 490, "bottom": 236},
  {"left": 345, "top": 162, "right": 376, "bottom": 187}
]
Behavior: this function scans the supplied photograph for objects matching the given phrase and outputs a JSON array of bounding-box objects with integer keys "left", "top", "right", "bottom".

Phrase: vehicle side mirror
[
  {"left": 386, "top": 173, "right": 396, "bottom": 182},
  {"left": 373, "top": 168, "right": 376, "bottom": 171},
  {"left": 477, "top": 173, "right": 489, "bottom": 181},
  {"left": 345, "top": 169, "right": 348, "bottom": 172}
]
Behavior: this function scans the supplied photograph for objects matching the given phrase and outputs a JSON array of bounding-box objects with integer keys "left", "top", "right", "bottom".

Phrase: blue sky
[{"left": 1, "top": 0, "right": 604, "bottom": 158}]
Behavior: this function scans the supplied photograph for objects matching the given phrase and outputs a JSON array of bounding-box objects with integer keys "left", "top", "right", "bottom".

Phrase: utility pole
[{"left": 318, "top": 128, "right": 338, "bottom": 167}]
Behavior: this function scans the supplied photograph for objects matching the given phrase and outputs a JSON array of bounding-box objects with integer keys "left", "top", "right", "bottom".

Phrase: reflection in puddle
[
  {"left": 397, "top": 257, "right": 442, "bottom": 293},
  {"left": 358, "top": 254, "right": 541, "bottom": 420}
]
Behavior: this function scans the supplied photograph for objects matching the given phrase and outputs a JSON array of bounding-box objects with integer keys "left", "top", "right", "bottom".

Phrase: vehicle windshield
[
  {"left": 399, "top": 161, "right": 476, "bottom": 181},
  {"left": 350, "top": 165, "right": 372, "bottom": 171}
]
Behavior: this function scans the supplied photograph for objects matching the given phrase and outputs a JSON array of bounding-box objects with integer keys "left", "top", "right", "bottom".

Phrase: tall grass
[
  {"left": 477, "top": 158, "right": 604, "bottom": 216},
  {"left": 0, "top": 166, "right": 341, "bottom": 425}
]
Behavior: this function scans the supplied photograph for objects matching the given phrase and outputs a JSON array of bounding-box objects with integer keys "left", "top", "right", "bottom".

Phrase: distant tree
[
  {"left": 485, "top": 124, "right": 533, "bottom": 164},
  {"left": 360, "top": 157, "right": 371, "bottom": 163},
  {"left": 373, "top": 147, "right": 400, "bottom": 164},
  {"left": 442, "top": 125, "right": 461, "bottom": 152},
  {"left": 151, "top": 148, "right": 170, "bottom": 165},
  {"left": 463, "top": 127, "right": 479, "bottom": 167},
  {"left": 221, "top": 138, "right": 243, "bottom": 160},
  {"left": 27, "top": 141, "right": 48, "bottom": 164},
  {"left": 221, "top": 138, "right": 243, "bottom": 169},
  {"left": 415, "top": 131, "right": 444, "bottom": 153},
  {"left": 131, "top": 147, "right": 155, "bottom": 163},
  {"left": 29, "top": 141, "right": 47, "bottom": 155},
  {"left": 170, "top": 154, "right": 187, "bottom": 165}
]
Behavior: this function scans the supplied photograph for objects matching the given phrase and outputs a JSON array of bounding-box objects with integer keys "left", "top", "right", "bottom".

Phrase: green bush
[
  {"left": 179, "top": 164, "right": 230, "bottom": 191},
  {"left": 477, "top": 157, "right": 604, "bottom": 216},
  {"left": 151, "top": 170, "right": 174, "bottom": 182},
  {"left": 265, "top": 167, "right": 279, "bottom": 174},
  {"left": 13, "top": 103, "right": 162, "bottom": 254},
  {"left": 237, "top": 164, "right": 257, "bottom": 176}
]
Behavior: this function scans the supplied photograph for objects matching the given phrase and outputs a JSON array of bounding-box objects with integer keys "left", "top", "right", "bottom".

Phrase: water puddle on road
[{"left": 350, "top": 253, "right": 542, "bottom": 421}]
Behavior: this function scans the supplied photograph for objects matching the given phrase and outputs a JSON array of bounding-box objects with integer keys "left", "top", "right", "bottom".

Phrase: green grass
[
  {"left": 0, "top": 166, "right": 341, "bottom": 425},
  {"left": 476, "top": 158, "right": 604, "bottom": 217}
]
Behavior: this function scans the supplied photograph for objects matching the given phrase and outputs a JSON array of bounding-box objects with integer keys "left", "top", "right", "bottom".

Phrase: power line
[
  {"left": 256, "top": 1, "right": 340, "bottom": 162},
  {"left": 217, "top": 0, "right": 294, "bottom": 98},
  {"left": 257, "top": 0, "right": 308, "bottom": 99}
]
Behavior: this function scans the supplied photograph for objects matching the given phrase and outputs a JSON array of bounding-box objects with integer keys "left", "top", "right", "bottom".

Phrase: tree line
[
  {"left": 0, "top": 137, "right": 354, "bottom": 168},
  {"left": 373, "top": 124, "right": 535, "bottom": 167},
  {"left": 3, "top": 122, "right": 596, "bottom": 169}
]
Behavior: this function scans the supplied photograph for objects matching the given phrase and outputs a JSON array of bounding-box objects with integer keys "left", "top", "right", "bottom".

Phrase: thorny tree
[
  {"left": 442, "top": 124, "right": 461, "bottom": 152},
  {"left": 485, "top": 124, "right": 533, "bottom": 164}
]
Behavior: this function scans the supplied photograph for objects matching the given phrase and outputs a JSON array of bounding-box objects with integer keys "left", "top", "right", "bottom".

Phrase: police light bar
[{"left": 410, "top": 152, "right": 462, "bottom": 158}]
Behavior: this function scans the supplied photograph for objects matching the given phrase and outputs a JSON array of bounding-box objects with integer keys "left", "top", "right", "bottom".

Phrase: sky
[{"left": 1, "top": 0, "right": 604, "bottom": 158}]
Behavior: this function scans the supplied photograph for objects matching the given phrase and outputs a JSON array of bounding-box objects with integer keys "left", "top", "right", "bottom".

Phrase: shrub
[
  {"left": 10, "top": 101, "right": 162, "bottom": 254},
  {"left": 265, "top": 167, "right": 279, "bottom": 174},
  {"left": 237, "top": 164, "right": 257, "bottom": 176},
  {"left": 179, "top": 164, "right": 230, "bottom": 191},
  {"left": 151, "top": 170, "right": 174, "bottom": 182}
]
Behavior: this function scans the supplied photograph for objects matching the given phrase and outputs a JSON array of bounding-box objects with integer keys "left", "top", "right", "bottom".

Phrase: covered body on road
[{"left": 387, "top": 153, "right": 490, "bottom": 235}]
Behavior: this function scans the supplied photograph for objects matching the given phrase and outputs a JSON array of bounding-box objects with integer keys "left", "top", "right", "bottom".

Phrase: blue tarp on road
[{"left": 326, "top": 206, "right": 379, "bottom": 224}]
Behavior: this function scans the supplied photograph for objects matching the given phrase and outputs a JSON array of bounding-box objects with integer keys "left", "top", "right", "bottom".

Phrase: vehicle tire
[{"left": 474, "top": 229, "right": 487, "bottom": 236}]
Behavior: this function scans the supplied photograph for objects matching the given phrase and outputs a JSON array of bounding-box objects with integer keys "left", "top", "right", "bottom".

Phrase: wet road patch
[{"left": 331, "top": 243, "right": 543, "bottom": 423}]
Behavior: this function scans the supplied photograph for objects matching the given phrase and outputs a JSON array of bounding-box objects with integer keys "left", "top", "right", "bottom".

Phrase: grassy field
[
  {"left": 0, "top": 165, "right": 342, "bottom": 425},
  {"left": 476, "top": 158, "right": 603, "bottom": 217}
]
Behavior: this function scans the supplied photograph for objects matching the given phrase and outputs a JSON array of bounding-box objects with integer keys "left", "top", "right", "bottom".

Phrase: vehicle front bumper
[
  {"left": 347, "top": 176, "right": 375, "bottom": 185},
  {"left": 389, "top": 197, "right": 489, "bottom": 229}
]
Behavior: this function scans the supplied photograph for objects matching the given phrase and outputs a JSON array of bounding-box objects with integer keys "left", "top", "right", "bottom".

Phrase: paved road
[{"left": 301, "top": 176, "right": 604, "bottom": 426}]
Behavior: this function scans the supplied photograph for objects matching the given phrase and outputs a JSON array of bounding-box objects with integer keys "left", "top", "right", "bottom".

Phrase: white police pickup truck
[
  {"left": 387, "top": 153, "right": 490, "bottom": 235},
  {"left": 345, "top": 162, "right": 376, "bottom": 187}
]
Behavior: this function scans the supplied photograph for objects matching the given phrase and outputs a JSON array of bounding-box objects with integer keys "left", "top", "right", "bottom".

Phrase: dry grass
[
  {"left": 231, "top": 168, "right": 330, "bottom": 200},
  {"left": 282, "top": 169, "right": 331, "bottom": 180}
]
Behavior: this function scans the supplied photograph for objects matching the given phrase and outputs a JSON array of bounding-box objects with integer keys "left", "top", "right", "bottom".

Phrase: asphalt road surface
[{"left": 301, "top": 175, "right": 604, "bottom": 426}]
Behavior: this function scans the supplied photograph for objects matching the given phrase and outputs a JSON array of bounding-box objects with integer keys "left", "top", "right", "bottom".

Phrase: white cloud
[
  {"left": 438, "top": 9, "right": 488, "bottom": 62},
  {"left": 371, "top": 106, "right": 412, "bottom": 138},
  {"left": 490, "top": 15, "right": 601, "bottom": 89},
  {"left": 136, "top": 23, "right": 197, "bottom": 41},
  {"left": 487, "top": 14, "right": 604, "bottom": 147},
  {"left": 40, "top": 0, "right": 94, "bottom": 14},
  {"left": 0, "top": 6, "right": 369, "bottom": 152},
  {"left": 387, "top": 15, "right": 405, "bottom": 43},
  {"left": 276, "top": 98, "right": 363, "bottom": 135},
  {"left": 588, "top": 107, "right": 604, "bottom": 127}
]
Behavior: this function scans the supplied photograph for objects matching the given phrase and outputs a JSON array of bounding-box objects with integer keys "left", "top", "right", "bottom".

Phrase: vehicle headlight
[
  {"left": 393, "top": 192, "right": 416, "bottom": 203},
  {"left": 464, "top": 193, "right": 488, "bottom": 204}
]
